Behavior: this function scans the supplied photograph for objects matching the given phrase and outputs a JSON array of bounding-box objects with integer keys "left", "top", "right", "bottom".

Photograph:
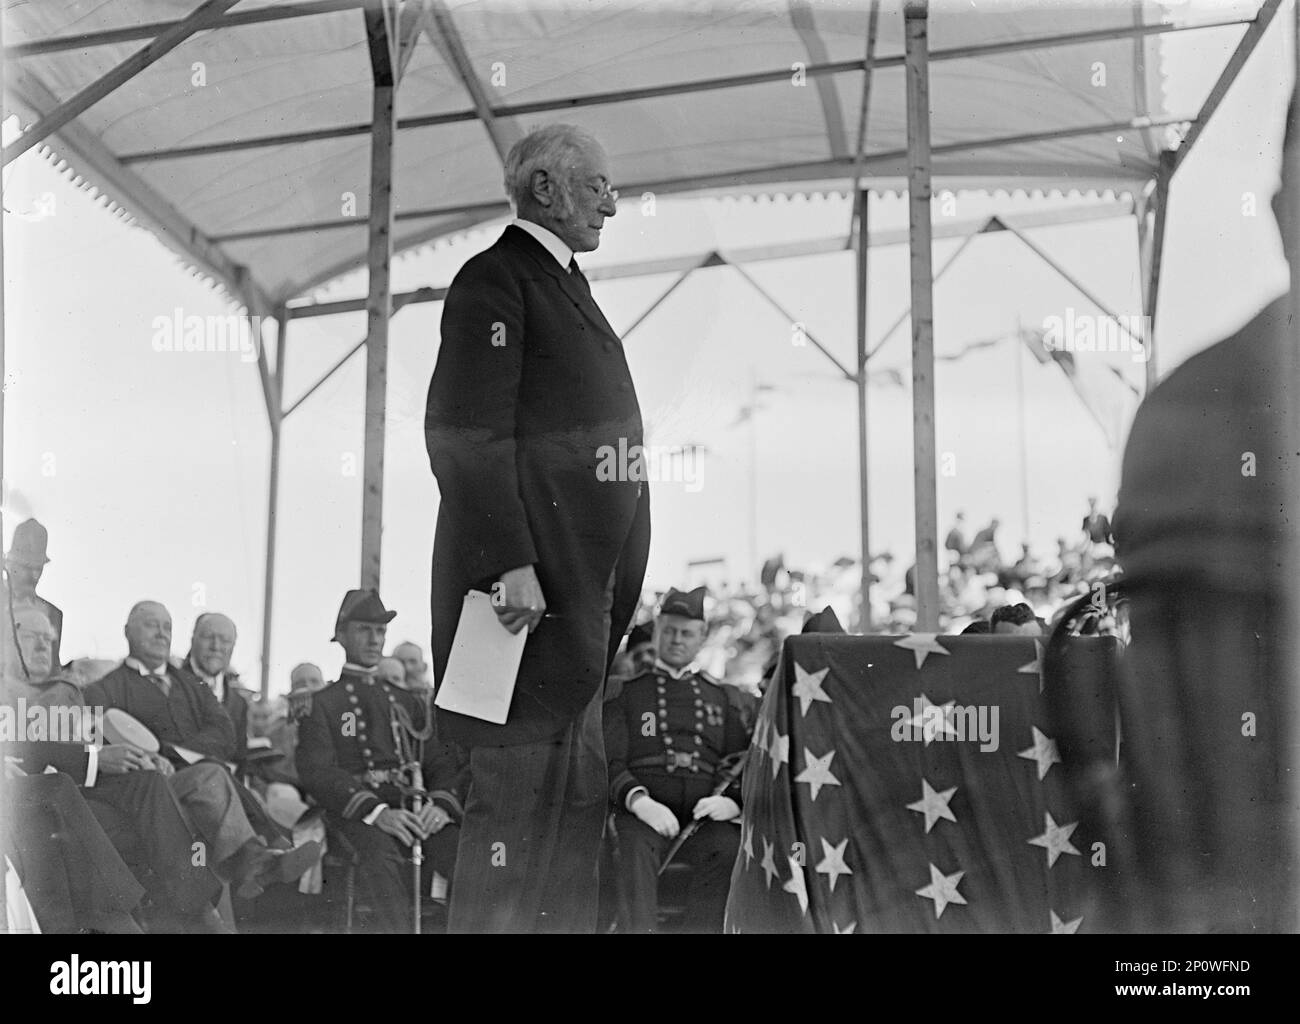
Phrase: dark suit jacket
[
  {"left": 86, "top": 663, "right": 237, "bottom": 766},
  {"left": 425, "top": 224, "right": 651, "bottom": 748}
]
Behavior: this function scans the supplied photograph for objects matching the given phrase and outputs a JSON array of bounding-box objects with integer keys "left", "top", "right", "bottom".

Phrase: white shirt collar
[
  {"left": 125, "top": 656, "right": 167, "bottom": 678},
  {"left": 189, "top": 657, "right": 225, "bottom": 697},
  {"left": 511, "top": 217, "right": 573, "bottom": 271},
  {"left": 654, "top": 657, "right": 698, "bottom": 681}
]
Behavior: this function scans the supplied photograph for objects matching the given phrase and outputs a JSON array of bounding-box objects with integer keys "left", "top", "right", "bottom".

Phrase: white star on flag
[
  {"left": 894, "top": 632, "right": 951, "bottom": 669},
  {"left": 760, "top": 836, "right": 778, "bottom": 889},
  {"left": 916, "top": 863, "right": 967, "bottom": 919},
  {"left": 1018, "top": 726, "right": 1062, "bottom": 781},
  {"left": 1050, "top": 909, "right": 1083, "bottom": 934},
  {"left": 1018, "top": 640, "right": 1046, "bottom": 693},
  {"left": 832, "top": 920, "right": 857, "bottom": 934},
  {"left": 768, "top": 727, "right": 790, "bottom": 779},
  {"left": 1028, "top": 812, "right": 1081, "bottom": 868},
  {"left": 752, "top": 713, "right": 769, "bottom": 756},
  {"left": 794, "top": 747, "right": 842, "bottom": 801},
  {"left": 792, "top": 662, "right": 833, "bottom": 717},
  {"left": 905, "top": 694, "right": 959, "bottom": 744},
  {"left": 815, "top": 836, "right": 853, "bottom": 892},
  {"left": 907, "top": 778, "right": 958, "bottom": 833},
  {"left": 782, "top": 855, "right": 809, "bottom": 914},
  {"left": 742, "top": 822, "right": 755, "bottom": 868}
]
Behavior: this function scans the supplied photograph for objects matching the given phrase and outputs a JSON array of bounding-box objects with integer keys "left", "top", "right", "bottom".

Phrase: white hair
[{"left": 503, "top": 123, "right": 603, "bottom": 213}]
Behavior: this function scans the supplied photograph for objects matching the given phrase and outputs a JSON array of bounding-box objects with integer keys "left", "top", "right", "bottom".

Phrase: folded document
[{"left": 433, "top": 590, "right": 527, "bottom": 724}]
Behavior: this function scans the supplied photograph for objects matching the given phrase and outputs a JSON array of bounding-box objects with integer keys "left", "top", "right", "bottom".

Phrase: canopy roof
[{"left": 4, "top": 0, "right": 1249, "bottom": 309}]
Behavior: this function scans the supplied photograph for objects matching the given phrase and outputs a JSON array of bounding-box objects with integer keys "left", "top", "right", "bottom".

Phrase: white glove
[
  {"left": 692, "top": 795, "right": 741, "bottom": 822},
  {"left": 632, "top": 796, "right": 681, "bottom": 838}
]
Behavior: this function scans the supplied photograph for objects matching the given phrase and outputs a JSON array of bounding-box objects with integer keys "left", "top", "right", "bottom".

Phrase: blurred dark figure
[
  {"left": 943, "top": 511, "right": 969, "bottom": 560},
  {"left": 1107, "top": 97, "right": 1298, "bottom": 932},
  {"left": 961, "top": 619, "right": 991, "bottom": 635},
  {"left": 1081, "top": 497, "right": 1114, "bottom": 546}
]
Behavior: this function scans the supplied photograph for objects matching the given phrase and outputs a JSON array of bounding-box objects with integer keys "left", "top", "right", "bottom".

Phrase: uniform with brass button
[
  {"left": 297, "top": 590, "right": 469, "bottom": 933},
  {"left": 604, "top": 586, "right": 747, "bottom": 932}
]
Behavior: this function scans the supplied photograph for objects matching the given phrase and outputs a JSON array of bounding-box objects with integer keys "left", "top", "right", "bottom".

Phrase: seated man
[
  {"left": 391, "top": 641, "right": 433, "bottom": 694},
  {"left": 604, "top": 586, "right": 747, "bottom": 933},
  {"left": 1, "top": 607, "right": 225, "bottom": 932},
  {"left": 184, "top": 612, "right": 256, "bottom": 770},
  {"left": 86, "top": 600, "right": 318, "bottom": 900},
  {"left": 296, "top": 590, "right": 468, "bottom": 934}
]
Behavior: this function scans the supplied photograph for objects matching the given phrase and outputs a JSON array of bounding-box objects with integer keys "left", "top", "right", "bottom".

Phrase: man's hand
[
  {"left": 97, "top": 744, "right": 153, "bottom": 775},
  {"left": 416, "top": 802, "right": 453, "bottom": 836},
  {"left": 493, "top": 565, "right": 546, "bottom": 634},
  {"left": 692, "top": 795, "right": 741, "bottom": 822},
  {"left": 373, "top": 807, "right": 423, "bottom": 847},
  {"left": 632, "top": 796, "right": 681, "bottom": 838},
  {"left": 147, "top": 752, "right": 175, "bottom": 777}
]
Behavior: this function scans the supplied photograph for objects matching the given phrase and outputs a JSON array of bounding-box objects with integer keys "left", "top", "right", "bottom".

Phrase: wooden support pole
[
  {"left": 904, "top": 0, "right": 940, "bottom": 632},
  {"left": 259, "top": 312, "right": 287, "bottom": 698},
  {"left": 855, "top": 190, "right": 872, "bottom": 632},
  {"left": 360, "top": 5, "right": 399, "bottom": 592}
]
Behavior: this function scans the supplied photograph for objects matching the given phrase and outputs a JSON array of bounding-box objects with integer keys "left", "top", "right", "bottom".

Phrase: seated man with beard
[
  {"left": 1, "top": 607, "right": 226, "bottom": 932},
  {"left": 86, "top": 601, "right": 318, "bottom": 901}
]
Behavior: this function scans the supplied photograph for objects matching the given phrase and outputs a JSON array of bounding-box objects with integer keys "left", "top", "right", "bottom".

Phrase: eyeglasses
[{"left": 587, "top": 180, "right": 619, "bottom": 203}]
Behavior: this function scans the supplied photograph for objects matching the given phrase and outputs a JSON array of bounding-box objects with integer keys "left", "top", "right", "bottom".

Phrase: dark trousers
[
  {"left": 85, "top": 771, "right": 222, "bottom": 915},
  {"left": 3, "top": 773, "right": 144, "bottom": 933},
  {"left": 448, "top": 689, "right": 608, "bottom": 933},
  {"left": 614, "top": 810, "right": 740, "bottom": 933},
  {"left": 328, "top": 806, "right": 460, "bottom": 935}
]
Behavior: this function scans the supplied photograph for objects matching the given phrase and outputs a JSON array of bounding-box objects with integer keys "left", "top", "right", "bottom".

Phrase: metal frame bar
[
  {"left": 789, "top": 0, "right": 850, "bottom": 160},
  {"left": 1001, "top": 219, "right": 1147, "bottom": 352},
  {"left": 721, "top": 259, "right": 856, "bottom": 381},
  {"left": 2, "top": 60, "right": 274, "bottom": 313},
  {"left": 282, "top": 199, "right": 1135, "bottom": 320},
  {"left": 425, "top": 1, "right": 522, "bottom": 162},
  {"left": 4, "top": 1, "right": 373, "bottom": 59},
  {"left": 1171, "top": 0, "right": 1283, "bottom": 175},
  {"left": 103, "top": 14, "right": 1252, "bottom": 165},
  {"left": 905, "top": 0, "right": 940, "bottom": 632},
  {"left": 206, "top": 114, "right": 1185, "bottom": 247},
  {"left": 2, "top": 0, "right": 243, "bottom": 166},
  {"left": 1136, "top": 154, "right": 1173, "bottom": 391}
]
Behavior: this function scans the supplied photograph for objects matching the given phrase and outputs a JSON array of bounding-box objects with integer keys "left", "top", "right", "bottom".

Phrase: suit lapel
[{"left": 502, "top": 226, "right": 621, "bottom": 342}]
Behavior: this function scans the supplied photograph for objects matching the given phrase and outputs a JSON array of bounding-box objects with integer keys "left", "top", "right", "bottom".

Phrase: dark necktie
[{"left": 568, "top": 256, "right": 592, "bottom": 298}]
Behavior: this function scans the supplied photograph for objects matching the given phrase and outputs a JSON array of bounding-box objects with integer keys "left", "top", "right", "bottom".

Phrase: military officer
[
  {"left": 296, "top": 590, "right": 468, "bottom": 933},
  {"left": 604, "top": 586, "right": 747, "bottom": 933}
]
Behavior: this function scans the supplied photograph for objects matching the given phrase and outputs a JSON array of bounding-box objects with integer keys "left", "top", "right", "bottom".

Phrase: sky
[{"left": 2, "top": 1, "right": 1294, "bottom": 693}]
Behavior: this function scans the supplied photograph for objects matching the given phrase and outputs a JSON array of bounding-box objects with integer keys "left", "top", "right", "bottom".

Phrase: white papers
[{"left": 434, "top": 590, "right": 527, "bottom": 724}]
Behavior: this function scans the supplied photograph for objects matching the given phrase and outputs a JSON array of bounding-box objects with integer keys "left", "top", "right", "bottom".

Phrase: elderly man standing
[
  {"left": 426, "top": 123, "right": 650, "bottom": 933},
  {"left": 86, "top": 601, "right": 318, "bottom": 899}
]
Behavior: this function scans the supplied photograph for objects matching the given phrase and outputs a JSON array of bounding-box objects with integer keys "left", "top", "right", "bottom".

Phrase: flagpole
[{"left": 1015, "top": 319, "right": 1030, "bottom": 547}]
